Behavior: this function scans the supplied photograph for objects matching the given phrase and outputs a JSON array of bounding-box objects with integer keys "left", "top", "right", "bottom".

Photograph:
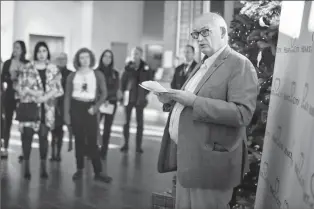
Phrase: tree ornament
[
  {"left": 257, "top": 50, "right": 262, "bottom": 67},
  {"left": 228, "top": 1, "right": 281, "bottom": 207},
  {"left": 259, "top": 16, "right": 270, "bottom": 27}
]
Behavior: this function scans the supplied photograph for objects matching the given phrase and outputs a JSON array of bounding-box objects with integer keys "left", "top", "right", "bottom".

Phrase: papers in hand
[
  {"left": 99, "top": 103, "right": 115, "bottom": 114},
  {"left": 139, "top": 81, "right": 168, "bottom": 93}
]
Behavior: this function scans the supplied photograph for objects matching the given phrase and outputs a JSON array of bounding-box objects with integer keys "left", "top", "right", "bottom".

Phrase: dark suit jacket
[
  {"left": 171, "top": 60, "right": 198, "bottom": 89},
  {"left": 121, "top": 60, "right": 153, "bottom": 107},
  {"left": 162, "top": 46, "right": 258, "bottom": 190}
]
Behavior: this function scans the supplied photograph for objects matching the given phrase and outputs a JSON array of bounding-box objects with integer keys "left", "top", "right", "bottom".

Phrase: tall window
[{"left": 176, "top": 1, "right": 203, "bottom": 63}]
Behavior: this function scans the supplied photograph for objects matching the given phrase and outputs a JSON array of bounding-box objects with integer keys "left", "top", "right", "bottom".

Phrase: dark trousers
[
  {"left": 21, "top": 124, "right": 49, "bottom": 160},
  {"left": 70, "top": 99, "right": 102, "bottom": 174},
  {"left": 51, "top": 96, "right": 65, "bottom": 157},
  {"left": 101, "top": 102, "right": 117, "bottom": 157},
  {"left": 51, "top": 125, "right": 64, "bottom": 156},
  {"left": 123, "top": 103, "right": 144, "bottom": 149},
  {"left": 3, "top": 94, "right": 17, "bottom": 149}
]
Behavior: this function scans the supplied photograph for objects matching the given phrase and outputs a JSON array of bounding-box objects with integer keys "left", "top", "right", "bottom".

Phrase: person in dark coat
[
  {"left": 50, "top": 52, "right": 72, "bottom": 162},
  {"left": 170, "top": 45, "right": 198, "bottom": 90},
  {"left": 120, "top": 47, "right": 153, "bottom": 153},
  {"left": 1, "top": 40, "right": 29, "bottom": 159}
]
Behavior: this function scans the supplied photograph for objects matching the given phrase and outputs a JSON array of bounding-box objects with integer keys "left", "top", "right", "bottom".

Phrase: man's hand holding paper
[
  {"left": 139, "top": 81, "right": 168, "bottom": 93},
  {"left": 163, "top": 89, "right": 197, "bottom": 107}
]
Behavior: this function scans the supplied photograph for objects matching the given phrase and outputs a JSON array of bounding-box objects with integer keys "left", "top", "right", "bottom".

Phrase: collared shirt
[{"left": 169, "top": 45, "right": 227, "bottom": 143}]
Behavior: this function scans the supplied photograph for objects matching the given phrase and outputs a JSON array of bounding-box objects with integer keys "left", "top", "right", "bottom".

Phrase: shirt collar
[
  {"left": 203, "top": 45, "right": 227, "bottom": 67},
  {"left": 185, "top": 60, "right": 193, "bottom": 66}
]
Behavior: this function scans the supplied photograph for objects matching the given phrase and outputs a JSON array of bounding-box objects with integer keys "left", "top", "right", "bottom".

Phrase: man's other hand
[
  {"left": 166, "top": 89, "right": 197, "bottom": 107},
  {"left": 155, "top": 92, "right": 172, "bottom": 104}
]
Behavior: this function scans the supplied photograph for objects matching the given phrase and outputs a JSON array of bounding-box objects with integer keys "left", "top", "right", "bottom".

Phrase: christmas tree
[{"left": 228, "top": 1, "right": 282, "bottom": 208}]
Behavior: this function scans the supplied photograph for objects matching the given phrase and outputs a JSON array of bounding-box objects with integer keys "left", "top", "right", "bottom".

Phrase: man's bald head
[
  {"left": 192, "top": 12, "right": 228, "bottom": 57},
  {"left": 194, "top": 13, "right": 228, "bottom": 32},
  {"left": 57, "top": 52, "right": 68, "bottom": 68}
]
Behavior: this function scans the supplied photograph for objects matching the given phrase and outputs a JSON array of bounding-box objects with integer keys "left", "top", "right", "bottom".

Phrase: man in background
[
  {"left": 50, "top": 52, "right": 72, "bottom": 161},
  {"left": 171, "top": 45, "right": 198, "bottom": 90},
  {"left": 120, "top": 47, "right": 153, "bottom": 153}
]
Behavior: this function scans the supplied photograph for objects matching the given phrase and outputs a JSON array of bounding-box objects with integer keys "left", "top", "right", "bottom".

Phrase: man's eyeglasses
[{"left": 190, "top": 29, "right": 211, "bottom": 40}]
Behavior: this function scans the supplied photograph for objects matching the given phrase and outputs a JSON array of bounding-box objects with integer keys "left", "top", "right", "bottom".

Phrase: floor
[{"left": 1, "top": 103, "right": 173, "bottom": 209}]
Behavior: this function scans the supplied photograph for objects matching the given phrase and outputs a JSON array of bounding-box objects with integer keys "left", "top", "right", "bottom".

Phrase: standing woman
[
  {"left": 17, "top": 41, "right": 63, "bottom": 179},
  {"left": 96, "top": 49, "right": 120, "bottom": 160},
  {"left": 1, "top": 41, "right": 29, "bottom": 159},
  {"left": 64, "top": 48, "right": 112, "bottom": 183}
]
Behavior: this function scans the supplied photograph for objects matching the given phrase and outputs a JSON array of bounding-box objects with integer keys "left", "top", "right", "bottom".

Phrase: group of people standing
[{"left": 1, "top": 40, "right": 153, "bottom": 183}]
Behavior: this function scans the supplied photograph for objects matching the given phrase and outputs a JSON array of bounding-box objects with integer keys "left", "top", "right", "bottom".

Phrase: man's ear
[{"left": 220, "top": 27, "right": 226, "bottom": 39}]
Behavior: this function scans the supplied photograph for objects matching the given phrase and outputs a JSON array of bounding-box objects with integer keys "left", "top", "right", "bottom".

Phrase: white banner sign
[{"left": 255, "top": 1, "right": 314, "bottom": 209}]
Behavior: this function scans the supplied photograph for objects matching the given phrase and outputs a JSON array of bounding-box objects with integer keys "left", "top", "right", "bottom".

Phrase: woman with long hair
[
  {"left": 16, "top": 41, "right": 63, "bottom": 179},
  {"left": 64, "top": 48, "right": 112, "bottom": 183},
  {"left": 96, "top": 49, "right": 120, "bottom": 160},
  {"left": 1, "top": 40, "right": 29, "bottom": 159}
]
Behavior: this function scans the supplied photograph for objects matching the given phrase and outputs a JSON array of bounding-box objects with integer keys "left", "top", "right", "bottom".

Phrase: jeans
[{"left": 123, "top": 103, "right": 144, "bottom": 149}]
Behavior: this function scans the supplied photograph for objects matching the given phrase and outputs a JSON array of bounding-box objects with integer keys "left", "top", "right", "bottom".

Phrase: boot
[
  {"left": 72, "top": 169, "right": 83, "bottom": 180},
  {"left": 120, "top": 143, "right": 129, "bottom": 152},
  {"left": 55, "top": 138, "right": 62, "bottom": 162},
  {"left": 40, "top": 160, "right": 48, "bottom": 179},
  {"left": 136, "top": 129, "right": 143, "bottom": 154},
  {"left": 100, "top": 146, "right": 107, "bottom": 160},
  {"left": 49, "top": 140, "right": 56, "bottom": 161},
  {"left": 121, "top": 124, "right": 129, "bottom": 152},
  {"left": 94, "top": 173, "right": 112, "bottom": 183},
  {"left": 18, "top": 155, "right": 24, "bottom": 163},
  {"left": 24, "top": 160, "right": 31, "bottom": 180}
]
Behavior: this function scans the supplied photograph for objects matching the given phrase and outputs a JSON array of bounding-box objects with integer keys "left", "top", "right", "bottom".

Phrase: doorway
[{"left": 111, "top": 42, "right": 128, "bottom": 75}]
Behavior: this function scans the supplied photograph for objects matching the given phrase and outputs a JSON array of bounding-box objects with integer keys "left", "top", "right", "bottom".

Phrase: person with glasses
[
  {"left": 171, "top": 45, "right": 198, "bottom": 90},
  {"left": 156, "top": 13, "right": 258, "bottom": 209}
]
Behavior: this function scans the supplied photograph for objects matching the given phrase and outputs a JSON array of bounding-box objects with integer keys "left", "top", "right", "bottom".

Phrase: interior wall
[
  {"left": 13, "top": 1, "right": 83, "bottom": 69},
  {"left": 91, "top": 1, "right": 144, "bottom": 66}
]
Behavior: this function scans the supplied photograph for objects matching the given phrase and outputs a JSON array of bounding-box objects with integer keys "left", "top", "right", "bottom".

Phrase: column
[
  {"left": 162, "top": 0, "right": 178, "bottom": 81},
  {"left": 80, "top": 1, "right": 93, "bottom": 49},
  {"left": 203, "top": 1, "right": 210, "bottom": 13},
  {"left": 1, "top": 1, "right": 15, "bottom": 60},
  {"left": 224, "top": 1, "right": 235, "bottom": 31}
]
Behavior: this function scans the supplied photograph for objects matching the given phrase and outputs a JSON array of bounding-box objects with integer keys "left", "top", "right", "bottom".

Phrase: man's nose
[{"left": 197, "top": 35, "right": 204, "bottom": 42}]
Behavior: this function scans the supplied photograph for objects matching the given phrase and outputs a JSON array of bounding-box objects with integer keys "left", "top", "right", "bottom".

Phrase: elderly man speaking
[{"left": 156, "top": 13, "right": 258, "bottom": 209}]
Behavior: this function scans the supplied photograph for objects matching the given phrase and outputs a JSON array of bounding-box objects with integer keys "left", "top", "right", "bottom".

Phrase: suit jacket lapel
[
  {"left": 193, "top": 46, "right": 232, "bottom": 94},
  {"left": 181, "top": 61, "right": 202, "bottom": 90},
  {"left": 186, "top": 60, "right": 197, "bottom": 77}
]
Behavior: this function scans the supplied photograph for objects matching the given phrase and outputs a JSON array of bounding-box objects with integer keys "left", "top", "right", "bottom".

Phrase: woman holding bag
[
  {"left": 16, "top": 41, "right": 63, "bottom": 180},
  {"left": 96, "top": 49, "right": 121, "bottom": 160},
  {"left": 64, "top": 47, "right": 112, "bottom": 183}
]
